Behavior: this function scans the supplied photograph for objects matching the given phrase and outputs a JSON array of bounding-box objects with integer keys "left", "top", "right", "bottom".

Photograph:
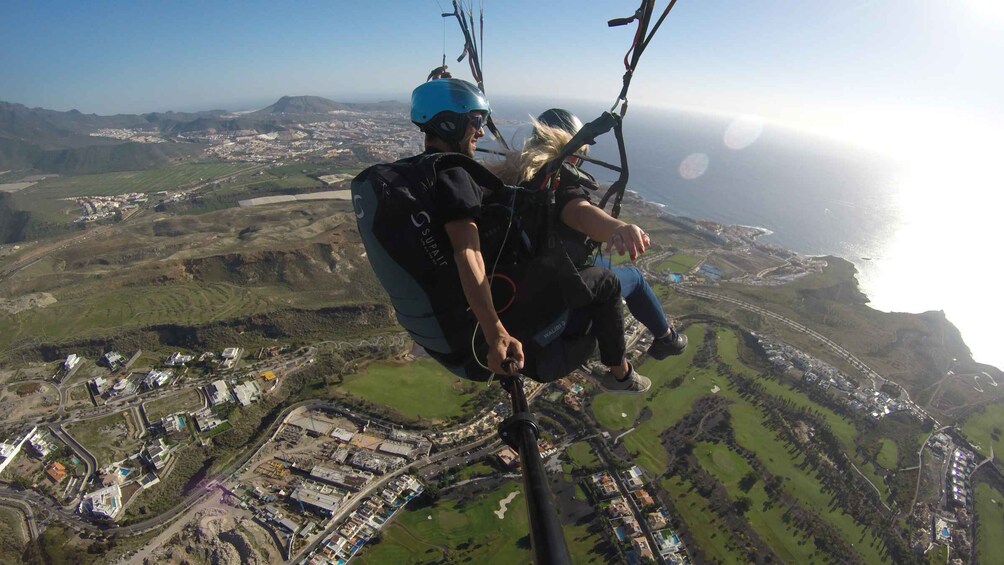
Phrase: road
[
  {"left": 288, "top": 380, "right": 553, "bottom": 563},
  {"left": 676, "top": 286, "right": 889, "bottom": 391},
  {"left": 588, "top": 436, "right": 667, "bottom": 565},
  {"left": 908, "top": 425, "right": 951, "bottom": 517},
  {"left": 0, "top": 496, "right": 39, "bottom": 540},
  {"left": 47, "top": 424, "right": 97, "bottom": 500},
  {"left": 286, "top": 427, "right": 507, "bottom": 564},
  {"left": 0, "top": 385, "right": 506, "bottom": 546}
]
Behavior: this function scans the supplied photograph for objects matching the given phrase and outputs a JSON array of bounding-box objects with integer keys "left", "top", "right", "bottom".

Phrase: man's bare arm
[{"left": 443, "top": 218, "right": 524, "bottom": 374}]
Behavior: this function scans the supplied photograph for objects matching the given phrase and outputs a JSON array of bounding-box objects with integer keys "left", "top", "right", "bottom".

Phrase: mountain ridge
[{"left": 0, "top": 96, "right": 406, "bottom": 173}]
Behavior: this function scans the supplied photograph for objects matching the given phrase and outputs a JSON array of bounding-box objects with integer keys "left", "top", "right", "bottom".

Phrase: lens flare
[
  {"left": 724, "top": 115, "right": 765, "bottom": 150},
  {"left": 679, "top": 153, "right": 709, "bottom": 180}
]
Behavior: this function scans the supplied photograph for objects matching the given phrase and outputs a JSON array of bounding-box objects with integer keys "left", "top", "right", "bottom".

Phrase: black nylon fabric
[
  {"left": 524, "top": 161, "right": 602, "bottom": 269},
  {"left": 352, "top": 152, "right": 592, "bottom": 379}
]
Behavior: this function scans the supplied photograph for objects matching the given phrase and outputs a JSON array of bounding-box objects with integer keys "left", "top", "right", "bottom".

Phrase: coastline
[{"left": 625, "top": 191, "right": 1002, "bottom": 374}]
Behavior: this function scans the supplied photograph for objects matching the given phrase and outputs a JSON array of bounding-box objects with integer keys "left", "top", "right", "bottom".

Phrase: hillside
[
  {"left": 256, "top": 95, "right": 349, "bottom": 115},
  {"left": 0, "top": 96, "right": 406, "bottom": 174},
  {"left": 0, "top": 200, "right": 393, "bottom": 361},
  {"left": 0, "top": 193, "right": 32, "bottom": 243},
  {"left": 0, "top": 101, "right": 148, "bottom": 148},
  {"left": 253, "top": 96, "right": 408, "bottom": 116}
]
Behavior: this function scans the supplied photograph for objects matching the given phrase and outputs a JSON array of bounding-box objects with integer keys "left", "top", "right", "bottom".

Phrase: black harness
[{"left": 351, "top": 153, "right": 591, "bottom": 380}]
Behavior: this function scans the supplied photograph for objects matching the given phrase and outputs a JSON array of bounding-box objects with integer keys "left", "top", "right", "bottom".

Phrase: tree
[
  {"left": 9, "top": 474, "right": 31, "bottom": 490},
  {"left": 738, "top": 471, "right": 758, "bottom": 493},
  {"left": 733, "top": 496, "right": 752, "bottom": 515}
]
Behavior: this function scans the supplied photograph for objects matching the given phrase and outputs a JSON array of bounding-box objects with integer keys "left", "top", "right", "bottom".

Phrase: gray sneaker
[
  {"left": 647, "top": 328, "right": 688, "bottom": 360},
  {"left": 597, "top": 363, "right": 651, "bottom": 394}
]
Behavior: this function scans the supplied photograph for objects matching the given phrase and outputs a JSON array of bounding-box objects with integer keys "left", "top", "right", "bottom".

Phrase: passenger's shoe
[
  {"left": 597, "top": 363, "right": 651, "bottom": 394},
  {"left": 647, "top": 328, "right": 688, "bottom": 360}
]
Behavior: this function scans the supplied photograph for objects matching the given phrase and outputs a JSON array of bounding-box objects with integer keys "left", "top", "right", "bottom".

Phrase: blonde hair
[{"left": 489, "top": 118, "right": 586, "bottom": 185}]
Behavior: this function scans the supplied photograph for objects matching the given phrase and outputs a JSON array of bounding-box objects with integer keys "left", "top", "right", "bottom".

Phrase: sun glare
[
  {"left": 967, "top": 0, "right": 1004, "bottom": 25},
  {"left": 851, "top": 108, "right": 1003, "bottom": 366}
]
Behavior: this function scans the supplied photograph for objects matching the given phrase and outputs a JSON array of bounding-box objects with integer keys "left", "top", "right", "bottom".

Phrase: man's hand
[
  {"left": 607, "top": 223, "right": 650, "bottom": 261},
  {"left": 487, "top": 332, "right": 524, "bottom": 375},
  {"left": 445, "top": 219, "right": 525, "bottom": 376}
]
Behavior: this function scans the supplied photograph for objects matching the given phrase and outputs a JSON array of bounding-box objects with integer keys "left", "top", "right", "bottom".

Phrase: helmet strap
[{"left": 424, "top": 112, "right": 471, "bottom": 152}]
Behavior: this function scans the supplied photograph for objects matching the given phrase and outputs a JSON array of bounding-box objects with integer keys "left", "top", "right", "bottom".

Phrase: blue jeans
[{"left": 595, "top": 257, "right": 669, "bottom": 338}]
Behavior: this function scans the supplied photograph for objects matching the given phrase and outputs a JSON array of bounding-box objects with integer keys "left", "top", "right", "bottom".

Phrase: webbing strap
[{"left": 444, "top": 1, "right": 510, "bottom": 150}]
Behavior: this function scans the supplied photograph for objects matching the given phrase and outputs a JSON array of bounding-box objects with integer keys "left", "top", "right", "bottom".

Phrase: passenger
[
  {"left": 351, "top": 79, "right": 651, "bottom": 392},
  {"left": 490, "top": 108, "right": 688, "bottom": 361}
]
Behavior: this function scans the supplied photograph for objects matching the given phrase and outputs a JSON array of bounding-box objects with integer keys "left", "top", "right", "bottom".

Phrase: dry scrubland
[
  {"left": 12, "top": 163, "right": 253, "bottom": 223},
  {"left": 0, "top": 198, "right": 387, "bottom": 363}
]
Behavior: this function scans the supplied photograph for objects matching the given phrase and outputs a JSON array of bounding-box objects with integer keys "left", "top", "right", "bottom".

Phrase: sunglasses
[{"left": 467, "top": 112, "right": 487, "bottom": 131}]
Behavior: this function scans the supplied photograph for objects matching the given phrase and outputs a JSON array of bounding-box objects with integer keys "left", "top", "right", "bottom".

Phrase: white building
[
  {"left": 331, "top": 427, "right": 356, "bottom": 442},
  {"left": 309, "top": 465, "right": 373, "bottom": 491},
  {"left": 193, "top": 408, "right": 226, "bottom": 432},
  {"left": 165, "top": 352, "right": 194, "bottom": 366},
  {"left": 90, "top": 376, "right": 112, "bottom": 395},
  {"left": 208, "top": 380, "right": 233, "bottom": 406},
  {"left": 81, "top": 484, "right": 123, "bottom": 520},
  {"left": 161, "top": 413, "right": 185, "bottom": 434},
  {"left": 233, "top": 381, "right": 261, "bottom": 406},
  {"left": 143, "top": 438, "right": 171, "bottom": 470},
  {"left": 143, "top": 369, "right": 173, "bottom": 389},
  {"left": 623, "top": 465, "right": 646, "bottom": 490},
  {"left": 102, "top": 351, "right": 125, "bottom": 369},
  {"left": 291, "top": 488, "right": 343, "bottom": 515},
  {"left": 220, "top": 347, "right": 240, "bottom": 369},
  {"left": 27, "top": 428, "right": 56, "bottom": 458},
  {"left": 0, "top": 427, "right": 35, "bottom": 477},
  {"left": 64, "top": 354, "right": 81, "bottom": 372}
]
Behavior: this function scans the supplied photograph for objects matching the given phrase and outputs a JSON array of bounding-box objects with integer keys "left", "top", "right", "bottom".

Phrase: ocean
[{"left": 489, "top": 100, "right": 1002, "bottom": 371}]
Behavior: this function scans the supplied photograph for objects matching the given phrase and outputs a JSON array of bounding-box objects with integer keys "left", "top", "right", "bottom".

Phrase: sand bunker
[{"left": 494, "top": 490, "right": 520, "bottom": 519}]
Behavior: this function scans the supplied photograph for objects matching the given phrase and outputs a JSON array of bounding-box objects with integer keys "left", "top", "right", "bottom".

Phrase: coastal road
[{"left": 676, "top": 285, "right": 888, "bottom": 390}]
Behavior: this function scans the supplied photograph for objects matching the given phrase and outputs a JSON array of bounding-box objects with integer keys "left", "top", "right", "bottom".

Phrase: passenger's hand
[
  {"left": 607, "top": 223, "right": 650, "bottom": 261},
  {"left": 487, "top": 332, "right": 524, "bottom": 375}
]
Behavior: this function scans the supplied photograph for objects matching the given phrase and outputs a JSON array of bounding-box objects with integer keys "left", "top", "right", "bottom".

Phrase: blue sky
[{"left": 2, "top": 0, "right": 1002, "bottom": 152}]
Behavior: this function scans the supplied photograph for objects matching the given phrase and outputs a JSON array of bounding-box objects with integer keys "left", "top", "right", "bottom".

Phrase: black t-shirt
[
  {"left": 434, "top": 154, "right": 590, "bottom": 225},
  {"left": 429, "top": 156, "right": 511, "bottom": 266},
  {"left": 434, "top": 165, "right": 485, "bottom": 223},
  {"left": 430, "top": 152, "right": 598, "bottom": 269},
  {"left": 429, "top": 153, "right": 531, "bottom": 268}
]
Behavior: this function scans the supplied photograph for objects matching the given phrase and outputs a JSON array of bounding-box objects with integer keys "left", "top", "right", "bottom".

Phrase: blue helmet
[
  {"left": 411, "top": 79, "right": 490, "bottom": 144},
  {"left": 410, "top": 78, "right": 490, "bottom": 125}
]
